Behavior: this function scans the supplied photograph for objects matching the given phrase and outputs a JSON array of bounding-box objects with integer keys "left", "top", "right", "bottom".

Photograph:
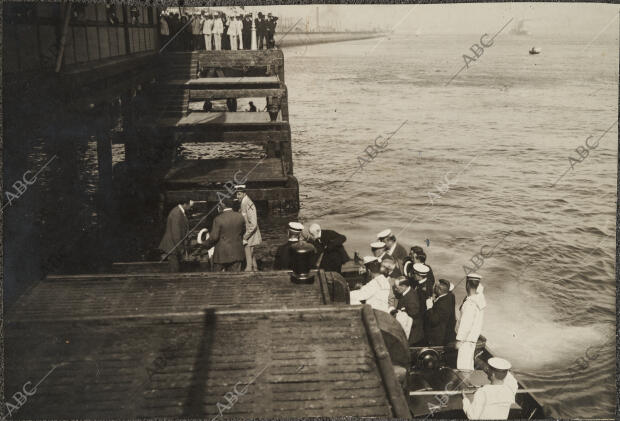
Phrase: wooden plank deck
[
  {"left": 5, "top": 306, "right": 408, "bottom": 418},
  {"left": 164, "top": 158, "right": 286, "bottom": 187},
  {"left": 7, "top": 271, "right": 325, "bottom": 322}
]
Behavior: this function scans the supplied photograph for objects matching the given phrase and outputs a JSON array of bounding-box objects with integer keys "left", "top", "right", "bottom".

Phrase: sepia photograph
[{"left": 2, "top": 1, "right": 618, "bottom": 419}]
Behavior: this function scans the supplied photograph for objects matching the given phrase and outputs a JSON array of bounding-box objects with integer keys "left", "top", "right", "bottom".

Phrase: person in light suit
[
  {"left": 202, "top": 198, "right": 245, "bottom": 272},
  {"left": 159, "top": 199, "right": 194, "bottom": 272},
  {"left": 235, "top": 185, "right": 261, "bottom": 271},
  {"left": 212, "top": 13, "right": 224, "bottom": 50},
  {"left": 202, "top": 14, "right": 213, "bottom": 51}
]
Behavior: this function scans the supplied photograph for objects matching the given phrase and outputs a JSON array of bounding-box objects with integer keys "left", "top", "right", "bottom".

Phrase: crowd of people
[
  {"left": 159, "top": 192, "right": 517, "bottom": 419},
  {"left": 159, "top": 10, "right": 279, "bottom": 51}
]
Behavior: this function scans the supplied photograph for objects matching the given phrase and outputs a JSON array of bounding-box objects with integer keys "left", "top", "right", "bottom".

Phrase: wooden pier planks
[
  {"left": 5, "top": 305, "right": 409, "bottom": 418},
  {"left": 7, "top": 271, "right": 325, "bottom": 322}
]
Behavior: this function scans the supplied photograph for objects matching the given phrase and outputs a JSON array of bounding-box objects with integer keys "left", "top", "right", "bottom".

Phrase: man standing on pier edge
[
  {"left": 159, "top": 199, "right": 194, "bottom": 272},
  {"left": 202, "top": 197, "right": 246, "bottom": 272}
]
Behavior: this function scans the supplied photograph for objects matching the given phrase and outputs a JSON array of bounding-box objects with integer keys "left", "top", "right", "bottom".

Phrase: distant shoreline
[{"left": 276, "top": 32, "right": 385, "bottom": 48}]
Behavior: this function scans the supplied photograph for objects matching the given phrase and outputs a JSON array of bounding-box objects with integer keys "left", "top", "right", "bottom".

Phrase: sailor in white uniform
[
  {"left": 456, "top": 273, "right": 486, "bottom": 371},
  {"left": 462, "top": 357, "right": 518, "bottom": 419}
]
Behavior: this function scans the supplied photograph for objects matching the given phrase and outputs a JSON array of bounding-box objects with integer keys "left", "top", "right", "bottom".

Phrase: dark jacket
[
  {"left": 396, "top": 287, "right": 425, "bottom": 345},
  {"left": 312, "top": 229, "right": 349, "bottom": 273},
  {"left": 425, "top": 293, "right": 457, "bottom": 346},
  {"left": 273, "top": 241, "right": 293, "bottom": 270},
  {"left": 159, "top": 205, "right": 188, "bottom": 256},
  {"left": 204, "top": 209, "right": 245, "bottom": 264},
  {"left": 416, "top": 276, "right": 435, "bottom": 311}
]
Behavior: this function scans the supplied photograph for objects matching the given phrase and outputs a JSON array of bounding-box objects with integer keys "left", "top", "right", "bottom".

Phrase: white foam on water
[{"left": 481, "top": 280, "right": 612, "bottom": 370}]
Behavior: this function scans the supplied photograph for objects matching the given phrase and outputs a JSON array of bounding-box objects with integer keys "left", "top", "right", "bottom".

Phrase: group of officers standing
[
  {"left": 350, "top": 229, "right": 518, "bottom": 420},
  {"left": 159, "top": 10, "right": 278, "bottom": 51}
]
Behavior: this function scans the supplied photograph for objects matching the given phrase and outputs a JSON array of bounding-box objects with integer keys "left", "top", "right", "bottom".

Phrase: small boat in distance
[{"left": 529, "top": 46, "right": 541, "bottom": 55}]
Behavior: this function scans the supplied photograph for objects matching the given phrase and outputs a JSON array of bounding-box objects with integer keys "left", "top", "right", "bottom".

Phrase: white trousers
[
  {"left": 213, "top": 34, "right": 221, "bottom": 50},
  {"left": 204, "top": 34, "right": 212, "bottom": 50},
  {"left": 457, "top": 341, "right": 476, "bottom": 371},
  {"left": 230, "top": 35, "right": 238, "bottom": 50},
  {"left": 238, "top": 35, "right": 244, "bottom": 50}
]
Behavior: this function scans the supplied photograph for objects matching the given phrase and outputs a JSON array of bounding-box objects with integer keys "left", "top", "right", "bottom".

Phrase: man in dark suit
[
  {"left": 203, "top": 198, "right": 246, "bottom": 272},
  {"left": 255, "top": 12, "right": 266, "bottom": 49},
  {"left": 409, "top": 246, "right": 436, "bottom": 285},
  {"left": 377, "top": 229, "right": 408, "bottom": 270},
  {"left": 391, "top": 277, "right": 425, "bottom": 346},
  {"left": 242, "top": 14, "right": 252, "bottom": 50},
  {"left": 412, "top": 262, "right": 434, "bottom": 310},
  {"left": 308, "top": 223, "right": 349, "bottom": 273},
  {"left": 159, "top": 199, "right": 194, "bottom": 272},
  {"left": 425, "top": 279, "right": 457, "bottom": 346}
]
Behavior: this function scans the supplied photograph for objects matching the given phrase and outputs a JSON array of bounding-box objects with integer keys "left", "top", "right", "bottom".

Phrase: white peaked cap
[
  {"left": 377, "top": 229, "right": 392, "bottom": 239},
  {"left": 413, "top": 263, "right": 430, "bottom": 274},
  {"left": 234, "top": 184, "right": 246, "bottom": 191},
  {"left": 370, "top": 241, "right": 386, "bottom": 249},
  {"left": 467, "top": 273, "right": 482, "bottom": 280},
  {"left": 363, "top": 256, "right": 378, "bottom": 264},
  {"left": 488, "top": 357, "right": 511, "bottom": 371},
  {"left": 288, "top": 222, "right": 304, "bottom": 232}
]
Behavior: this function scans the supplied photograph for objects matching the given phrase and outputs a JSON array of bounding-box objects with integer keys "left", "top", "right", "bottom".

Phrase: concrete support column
[{"left": 251, "top": 12, "right": 257, "bottom": 50}]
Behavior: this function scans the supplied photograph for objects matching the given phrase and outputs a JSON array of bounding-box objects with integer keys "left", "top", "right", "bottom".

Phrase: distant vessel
[{"left": 529, "top": 46, "right": 541, "bottom": 55}]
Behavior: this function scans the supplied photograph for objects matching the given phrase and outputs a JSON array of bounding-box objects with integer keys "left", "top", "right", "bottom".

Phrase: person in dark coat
[
  {"left": 377, "top": 229, "right": 408, "bottom": 271},
  {"left": 412, "top": 262, "right": 434, "bottom": 311},
  {"left": 308, "top": 223, "right": 349, "bottom": 273},
  {"left": 242, "top": 14, "right": 252, "bottom": 49},
  {"left": 391, "top": 277, "right": 425, "bottom": 346},
  {"left": 407, "top": 246, "right": 436, "bottom": 285},
  {"left": 273, "top": 222, "right": 316, "bottom": 270},
  {"left": 159, "top": 199, "right": 194, "bottom": 272},
  {"left": 255, "top": 12, "right": 266, "bottom": 49},
  {"left": 265, "top": 13, "right": 277, "bottom": 48},
  {"left": 425, "top": 279, "right": 457, "bottom": 346},
  {"left": 203, "top": 198, "right": 245, "bottom": 272}
]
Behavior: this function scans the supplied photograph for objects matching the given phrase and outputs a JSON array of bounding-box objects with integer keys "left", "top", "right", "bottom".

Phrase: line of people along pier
[
  {"left": 159, "top": 190, "right": 518, "bottom": 419},
  {"left": 159, "top": 10, "right": 278, "bottom": 51}
]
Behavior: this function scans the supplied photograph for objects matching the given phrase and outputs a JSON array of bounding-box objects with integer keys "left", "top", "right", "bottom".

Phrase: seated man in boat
[
  {"left": 159, "top": 199, "right": 194, "bottom": 272},
  {"left": 456, "top": 274, "right": 486, "bottom": 371},
  {"left": 462, "top": 357, "right": 517, "bottom": 419},
  {"left": 307, "top": 223, "right": 349, "bottom": 273},
  {"left": 350, "top": 259, "right": 396, "bottom": 313},
  {"left": 390, "top": 277, "right": 425, "bottom": 346},
  {"left": 376, "top": 229, "right": 408, "bottom": 270},
  {"left": 201, "top": 197, "right": 246, "bottom": 272},
  {"left": 424, "top": 279, "right": 457, "bottom": 346}
]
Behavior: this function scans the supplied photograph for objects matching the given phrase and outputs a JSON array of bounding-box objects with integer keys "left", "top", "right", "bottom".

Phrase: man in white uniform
[
  {"left": 202, "top": 14, "right": 213, "bottom": 51},
  {"left": 456, "top": 273, "right": 486, "bottom": 371},
  {"left": 462, "top": 357, "right": 518, "bottom": 419},
  {"left": 212, "top": 13, "right": 224, "bottom": 50}
]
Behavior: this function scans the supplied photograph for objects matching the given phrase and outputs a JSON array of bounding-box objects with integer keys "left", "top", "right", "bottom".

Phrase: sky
[{"left": 233, "top": 3, "right": 619, "bottom": 36}]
